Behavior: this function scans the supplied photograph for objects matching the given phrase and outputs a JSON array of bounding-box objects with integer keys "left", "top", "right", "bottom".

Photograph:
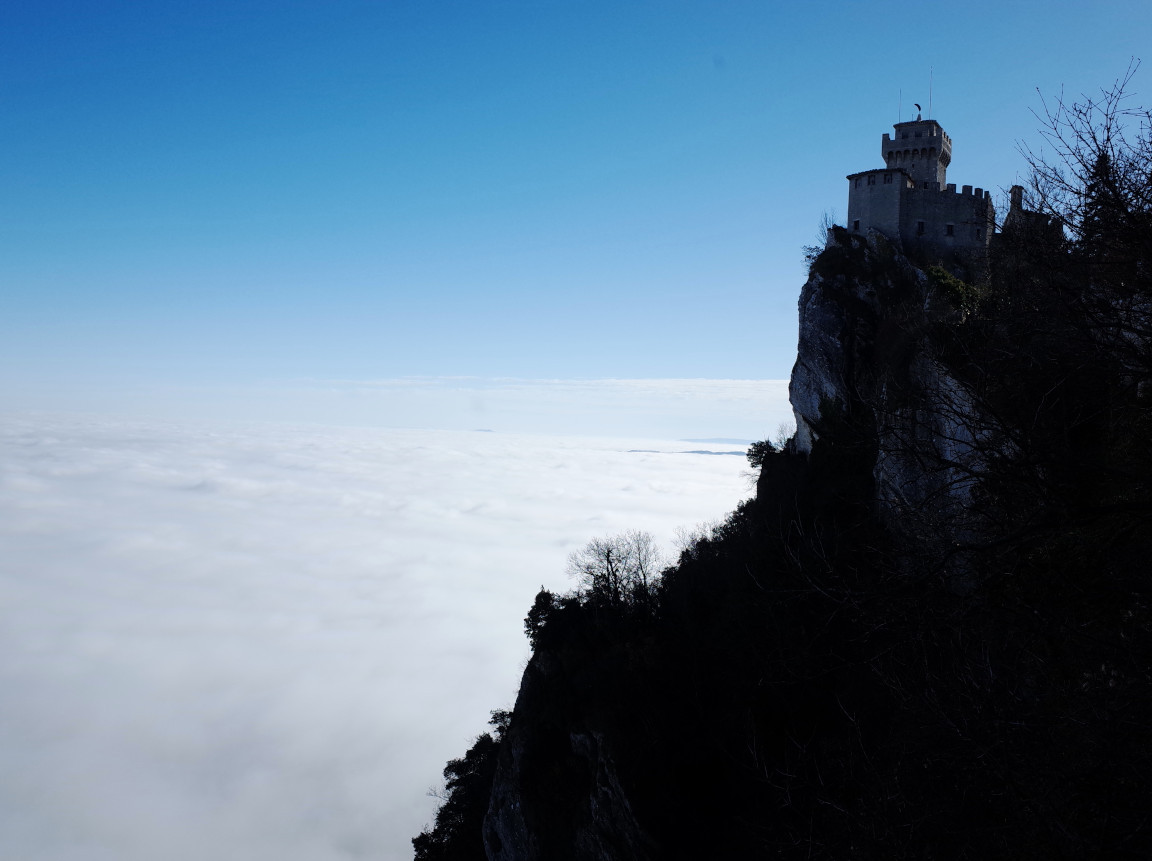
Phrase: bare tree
[
  {"left": 673, "top": 520, "right": 722, "bottom": 560},
  {"left": 1017, "top": 60, "right": 1152, "bottom": 383},
  {"left": 803, "top": 209, "right": 839, "bottom": 269},
  {"left": 1020, "top": 60, "right": 1152, "bottom": 245},
  {"left": 567, "top": 530, "right": 665, "bottom": 606}
]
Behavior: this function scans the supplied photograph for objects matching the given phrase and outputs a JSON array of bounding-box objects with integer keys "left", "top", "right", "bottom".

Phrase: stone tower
[{"left": 882, "top": 117, "right": 952, "bottom": 188}]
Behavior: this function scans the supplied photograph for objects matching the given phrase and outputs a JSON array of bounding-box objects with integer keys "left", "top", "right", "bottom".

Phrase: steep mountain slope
[{"left": 415, "top": 88, "right": 1152, "bottom": 859}]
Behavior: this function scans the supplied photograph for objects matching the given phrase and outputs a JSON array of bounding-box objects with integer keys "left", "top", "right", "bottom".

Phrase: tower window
[
  {"left": 916, "top": 221, "right": 926, "bottom": 235},
  {"left": 945, "top": 224, "right": 954, "bottom": 236},
  {"left": 867, "top": 175, "right": 876, "bottom": 186},
  {"left": 976, "top": 228, "right": 983, "bottom": 240},
  {"left": 884, "top": 173, "right": 892, "bottom": 184},
  {"left": 854, "top": 177, "right": 860, "bottom": 188},
  {"left": 853, "top": 219, "right": 860, "bottom": 231}
]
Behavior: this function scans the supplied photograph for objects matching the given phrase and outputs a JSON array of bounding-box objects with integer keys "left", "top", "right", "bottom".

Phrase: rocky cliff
[
  {"left": 483, "top": 653, "right": 656, "bottom": 861},
  {"left": 790, "top": 228, "right": 1011, "bottom": 580},
  {"left": 418, "top": 209, "right": 1152, "bottom": 859}
]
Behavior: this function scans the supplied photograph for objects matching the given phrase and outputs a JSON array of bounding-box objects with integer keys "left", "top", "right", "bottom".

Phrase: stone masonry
[{"left": 847, "top": 114, "right": 995, "bottom": 269}]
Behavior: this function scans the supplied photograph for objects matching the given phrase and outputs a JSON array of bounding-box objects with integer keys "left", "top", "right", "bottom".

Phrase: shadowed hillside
[{"left": 414, "top": 75, "right": 1152, "bottom": 860}]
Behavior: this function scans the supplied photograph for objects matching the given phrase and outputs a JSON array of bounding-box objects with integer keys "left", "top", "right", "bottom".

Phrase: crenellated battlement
[{"left": 848, "top": 168, "right": 992, "bottom": 201}]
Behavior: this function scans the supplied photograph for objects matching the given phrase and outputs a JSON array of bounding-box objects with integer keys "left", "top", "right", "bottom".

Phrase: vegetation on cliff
[{"left": 414, "top": 74, "right": 1152, "bottom": 859}]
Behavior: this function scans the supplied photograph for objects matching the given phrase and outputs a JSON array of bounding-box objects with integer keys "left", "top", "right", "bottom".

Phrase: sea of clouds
[
  {"left": 0, "top": 409, "right": 769, "bottom": 860},
  {"left": 2, "top": 376, "right": 793, "bottom": 441}
]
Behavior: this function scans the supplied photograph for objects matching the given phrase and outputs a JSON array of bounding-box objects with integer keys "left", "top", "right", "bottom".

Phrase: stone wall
[
  {"left": 899, "top": 184, "right": 995, "bottom": 262},
  {"left": 847, "top": 168, "right": 995, "bottom": 269},
  {"left": 846, "top": 169, "right": 906, "bottom": 238}
]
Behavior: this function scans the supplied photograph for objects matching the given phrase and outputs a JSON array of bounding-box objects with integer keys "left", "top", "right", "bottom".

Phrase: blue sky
[{"left": 2, "top": 0, "right": 1150, "bottom": 427}]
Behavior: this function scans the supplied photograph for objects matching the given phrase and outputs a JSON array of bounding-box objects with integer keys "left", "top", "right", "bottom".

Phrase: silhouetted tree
[
  {"left": 523, "top": 588, "right": 556, "bottom": 650},
  {"left": 1020, "top": 61, "right": 1152, "bottom": 376},
  {"left": 412, "top": 711, "right": 509, "bottom": 861},
  {"left": 1021, "top": 61, "right": 1152, "bottom": 245},
  {"left": 566, "top": 530, "right": 664, "bottom": 607}
]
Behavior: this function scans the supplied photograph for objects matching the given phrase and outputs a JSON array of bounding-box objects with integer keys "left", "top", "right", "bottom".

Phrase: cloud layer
[
  {"left": 2, "top": 377, "right": 793, "bottom": 441},
  {"left": 0, "top": 413, "right": 756, "bottom": 860}
]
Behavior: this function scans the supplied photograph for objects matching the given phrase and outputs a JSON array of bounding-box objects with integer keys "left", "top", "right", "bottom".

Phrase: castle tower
[
  {"left": 882, "top": 118, "right": 951, "bottom": 189},
  {"left": 846, "top": 113, "right": 993, "bottom": 271}
]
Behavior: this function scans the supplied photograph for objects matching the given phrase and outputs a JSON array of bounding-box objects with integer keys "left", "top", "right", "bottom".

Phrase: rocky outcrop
[
  {"left": 481, "top": 231, "right": 1009, "bottom": 860},
  {"left": 483, "top": 654, "right": 656, "bottom": 861},
  {"left": 789, "top": 228, "right": 1000, "bottom": 549},
  {"left": 427, "top": 188, "right": 1152, "bottom": 860}
]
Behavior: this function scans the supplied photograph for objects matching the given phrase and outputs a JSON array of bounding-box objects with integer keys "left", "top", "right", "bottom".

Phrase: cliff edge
[{"left": 416, "top": 108, "right": 1152, "bottom": 855}]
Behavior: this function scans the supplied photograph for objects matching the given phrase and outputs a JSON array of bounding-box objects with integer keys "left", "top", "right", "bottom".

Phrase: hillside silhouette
[{"left": 414, "top": 74, "right": 1152, "bottom": 860}]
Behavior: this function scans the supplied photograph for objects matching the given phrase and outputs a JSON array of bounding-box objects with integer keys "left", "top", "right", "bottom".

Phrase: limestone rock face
[
  {"left": 789, "top": 244, "right": 881, "bottom": 455},
  {"left": 789, "top": 229, "right": 997, "bottom": 545}
]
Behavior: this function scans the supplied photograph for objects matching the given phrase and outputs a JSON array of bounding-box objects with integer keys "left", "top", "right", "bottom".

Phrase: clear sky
[{"left": 2, "top": 0, "right": 1150, "bottom": 428}]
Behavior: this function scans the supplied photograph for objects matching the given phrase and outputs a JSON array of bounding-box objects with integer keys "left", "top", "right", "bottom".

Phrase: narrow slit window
[
  {"left": 853, "top": 219, "right": 860, "bottom": 231},
  {"left": 916, "top": 221, "right": 926, "bottom": 235},
  {"left": 945, "top": 224, "right": 955, "bottom": 236}
]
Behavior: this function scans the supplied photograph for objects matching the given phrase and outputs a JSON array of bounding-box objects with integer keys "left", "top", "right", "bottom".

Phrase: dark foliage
[
  {"left": 745, "top": 439, "right": 774, "bottom": 469},
  {"left": 413, "top": 712, "right": 509, "bottom": 861},
  {"left": 416, "top": 75, "right": 1152, "bottom": 859}
]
